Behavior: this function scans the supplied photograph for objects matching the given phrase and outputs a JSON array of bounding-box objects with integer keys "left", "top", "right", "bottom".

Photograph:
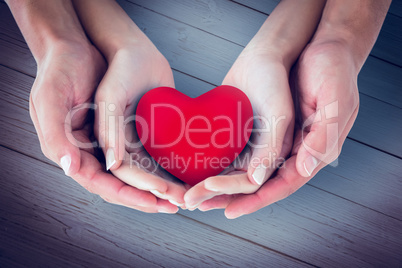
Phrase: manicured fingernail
[
  {"left": 252, "top": 163, "right": 266, "bottom": 185},
  {"left": 60, "top": 155, "right": 71, "bottom": 175},
  {"left": 204, "top": 181, "right": 220, "bottom": 192},
  {"left": 106, "top": 148, "right": 116, "bottom": 170},
  {"left": 226, "top": 213, "right": 244, "bottom": 220},
  {"left": 158, "top": 207, "right": 175, "bottom": 214},
  {"left": 304, "top": 155, "right": 319, "bottom": 176},
  {"left": 150, "top": 190, "right": 166, "bottom": 199},
  {"left": 169, "top": 200, "right": 184, "bottom": 207},
  {"left": 187, "top": 202, "right": 202, "bottom": 210}
]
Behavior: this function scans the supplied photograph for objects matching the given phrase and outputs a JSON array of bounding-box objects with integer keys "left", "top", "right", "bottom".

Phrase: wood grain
[
  {"left": 0, "top": 65, "right": 401, "bottom": 266},
  {"left": 1, "top": 58, "right": 401, "bottom": 220},
  {"left": 227, "top": 0, "right": 402, "bottom": 67},
  {"left": 0, "top": 2, "right": 401, "bottom": 157},
  {"left": 0, "top": 146, "right": 307, "bottom": 267},
  {"left": 1, "top": 0, "right": 402, "bottom": 266},
  {"left": 2, "top": 0, "right": 402, "bottom": 109}
]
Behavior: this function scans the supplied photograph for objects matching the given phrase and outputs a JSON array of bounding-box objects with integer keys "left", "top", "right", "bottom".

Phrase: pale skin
[
  {"left": 6, "top": 0, "right": 391, "bottom": 217},
  {"left": 186, "top": 0, "right": 392, "bottom": 218},
  {"left": 6, "top": 0, "right": 182, "bottom": 213}
]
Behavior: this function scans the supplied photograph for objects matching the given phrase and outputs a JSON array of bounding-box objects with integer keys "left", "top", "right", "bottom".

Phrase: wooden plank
[
  {"left": 389, "top": 0, "right": 402, "bottom": 18},
  {"left": 230, "top": 0, "right": 279, "bottom": 14},
  {"left": 233, "top": 0, "right": 402, "bottom": 18},
  {"left": 0, "top": 1, "right": 402, "bottom": 108},
  {"left": 1, "top": 65, "right": 402, "bottom": 266},
  {"left": 310, "top": 139, "right": 402, "bottom": 220},
  {"left": 128, "top": 0, "right": 268, "bottom": 46},
  {"left": 0, "top": 145, "right": 307, "bottom": 267},
  {"left": 9, "top": 63, "right": 399, "bottom": 226},
  {"left": 1, "top": 60, "right": 402, "bottom": 215},
  {"left": 1, "top": 1, "right": 401, "bottom": 266},
  {"left": 2, "top": 103, "right": 402, "bottom": 268},
  {"left": 2, "top": 26, "right": 402, "bottom": 158},
  {"left": 348, "top": 93, "right": 402, "bottom": 158},
  {"left": 217, "top": 0, "right": 402, "bottom": 67},
  {"left": 1, "top": 2, "right": 402, "bottom": 108},
  {"left": 179, "top": 183, "right": 402, "bottom": 267},
  {"left": 358, "top": 56, "right": 402, "bottom": 108},
  {"left": 1, "top": 0, "right": 401, "bottom": 206},
  {"left": 371, "top": 13, "right": 402, "bottom": 67},
  {"left": 0, "top": 2, "right": 37, "bottom": 75}
]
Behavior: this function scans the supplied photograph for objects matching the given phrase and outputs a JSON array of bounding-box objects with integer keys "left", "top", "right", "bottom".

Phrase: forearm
[
  {"left": 247, "top": 0, "right": 326, "bottom": 70},
  {"left": 72, "top": 0, "right": 149, "bottom": 62},
  {"left": 311, "top": 0, "right": 391, "bottom": 70},
  {"left": 6, "top": 0, "right": 87, "bottom": 62}
]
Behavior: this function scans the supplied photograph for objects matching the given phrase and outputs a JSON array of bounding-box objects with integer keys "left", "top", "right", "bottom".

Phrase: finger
[
  {"left": 113, "top": 151, "right": 187, "bottom": 205},
  {"left": 225, "top": 156, "right": 306, "bottom": 219},
  {"left": 94, "top": 72, "right": 126, "bottom": 171},
  {"left": 296, "top": 100, "right": 358, "bottom": 177},
  {"left": 240, "top": 64, "right": 295, "bottom": 186},
  {"left": 198, "top": 194, "right": 235, "bottom": 212},
  {"left": 73, "top": 150, "right": 157, "bottom": 208},
  {"left": 184, "top": 181, "right": 219, "bottom": 209},
  {"left": 137, "top": 153, "right": 187, "bottom": 206},
  {"left": 185, "top": 173, "right": 257, "bottom": 210},
  {"left": 223, "top": 109, "right": 359, "bottom": 219},
  {"left": 164, "top": 182, "right": 186, "bottom": 207},
  {"left": 156, "top": 199, "right": 180, "bottom": 214},
  {"left": 30, "top": 86, "right": 81, "bottom": 176},
  {"left": 111, "top": 152, "right": 168, "bottom": 195},
  {"left": 124, "top": 199, "right": 179, "bottom": 214},
  {"left": 247, "top": 111, "right": 293, "bottom": 186},
  {"left": 204, "top": 173, "right": 260, "bottom": 195}
]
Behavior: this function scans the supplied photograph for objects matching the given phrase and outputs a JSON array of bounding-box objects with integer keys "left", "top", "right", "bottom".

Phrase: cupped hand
[
  {"left": 94, "top": 41, "right": 188, "bottom": 210},
  {"left": 184, "top": 47, "right": 295, "bottom": 210},
  {"left": 193, "top": 42, "right": 359, "bottom": 218},
  {"left": 29, "top": 40, "right": 175, "bottom": 213}
]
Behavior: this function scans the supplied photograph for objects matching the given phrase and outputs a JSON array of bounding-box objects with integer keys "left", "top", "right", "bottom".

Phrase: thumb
[
  {"left": 247, "top": 113, "right": 293, "bottom": 186},
  {"left": 296, "top": 103, "right": 341, "bottom": 177},
  {"left": 95, "top": 86, "right": 126, "bottom": 171},
  {"left": 30, "top": 92, "right": 81, "bottom": 176}
]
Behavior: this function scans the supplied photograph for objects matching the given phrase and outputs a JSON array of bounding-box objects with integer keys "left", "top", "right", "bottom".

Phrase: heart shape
[{"left": 136, "top": 86, "right": 253, "bottom": 186}]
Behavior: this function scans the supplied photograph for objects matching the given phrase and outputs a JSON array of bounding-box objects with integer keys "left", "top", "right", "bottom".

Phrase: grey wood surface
[{"left": 0, "top": 0, "right": 401, "bottom": 267}]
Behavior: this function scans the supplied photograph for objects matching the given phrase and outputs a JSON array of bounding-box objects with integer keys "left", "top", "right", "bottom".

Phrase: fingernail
[
  {"left": 304, "top": 155, "right": 319, "bottom": 176},
  {"left": 158, "top": 207, "right": 175, "bottom": 214},
  {"left": 204, "top": 181, "right": 220, "bottom": 192},
  {"left": 60, "top": 155, "right": 71, "bottom": 175},
  {"left": 169, "top": 200, "right": 184, "bottom": 207},
  {"left": 252, "top": 163, "right": 266, "bottom": 185},
  {"left": 226, "top": 212, "right": 244, "bottom": 220},
  {"left": 150, "top": 190, "right": 166, "bottom": 199},
  {"left": 187, "top": 202, "right": 202, "bottom": 210},
  {"left": 106, "top": 148, "right": 116, "bottom": 170}
]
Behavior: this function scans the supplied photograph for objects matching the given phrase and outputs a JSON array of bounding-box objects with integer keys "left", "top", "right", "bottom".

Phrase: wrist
[
  {"left": 6, "top": 0, "right": 88, "bottom": 62},
  {"left": 310, "top": 0, "right": 391, "bottom": 71},
  {"left": 243, "top": 0, "right": 326, "bottom": 71},
  {"left": 97, "top": 30, "right": 151, "bottom": 63},
  {"left": 243, "top": 36, "right": 294, "bottom": 70}
]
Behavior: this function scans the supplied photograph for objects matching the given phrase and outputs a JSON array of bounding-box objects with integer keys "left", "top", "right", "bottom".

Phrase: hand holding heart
[
  {"left": 105, "top": 49, "right": 294, "bottom": 213},
  {"left": 93, "top": 43, "right": 188, "bottom": 213},
  {"left": 183, "top": 49, "right": 295, "bottom": 213},
  {"left": 89, "top": 0, "right": 326, "bottom": 215},
  {"left": 15, "top": 0, "right": 384, "bottom": 218}
]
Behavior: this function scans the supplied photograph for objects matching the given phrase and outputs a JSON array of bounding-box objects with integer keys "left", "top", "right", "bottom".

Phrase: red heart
[{"left": 135, "top": 85, "right": 253, "bottom": 186}]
